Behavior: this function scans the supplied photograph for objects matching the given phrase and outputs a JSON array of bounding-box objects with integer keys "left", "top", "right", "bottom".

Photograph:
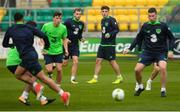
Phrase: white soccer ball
[{"left": 112, "top": 88, "right": 125, "bottom": 101}]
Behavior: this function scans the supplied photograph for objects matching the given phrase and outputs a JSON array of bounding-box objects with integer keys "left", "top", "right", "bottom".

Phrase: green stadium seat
[
  {"left": 72, "top": 0, "right": 82, "bottom": 7},
  {"left": 50, "top": 0, "right": 61, "bottom": 7},
  {"left": 2, "top": 16, "right": 9, "bottom": 21},
  {"left": 82, "top": 0, "right": 92, "bottom": 7},
  {"left": 62, "top": 9, "right": 73, "bottom": 16},
  {"left": 0, "top": 23, "right": 10, "bottom": 31},
  {"left": 24, "top": 16, "right": 33, "bottom": 21}
]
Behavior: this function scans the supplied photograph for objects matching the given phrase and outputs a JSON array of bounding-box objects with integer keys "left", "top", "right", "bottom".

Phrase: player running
[
  {"left": 2, "top": 12, "right": 70, "bottom": 106},
  {"left": 41, "top": 12, "right": 69, "bottom": 86}
]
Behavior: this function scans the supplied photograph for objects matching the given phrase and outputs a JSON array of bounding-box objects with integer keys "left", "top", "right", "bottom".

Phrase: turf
[{"left": 0, "top": 59, "right": 180, "bottom": 111}]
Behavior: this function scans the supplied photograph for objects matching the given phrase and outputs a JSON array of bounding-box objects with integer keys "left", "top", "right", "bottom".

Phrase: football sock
[
  {"left": 40, "top": 95, "right": 47, "bottom": 101},
  {"left": 161, "top": 87, "right": 166, "bottom": 92},
  {"left": 93, "top": 75, "right": 98, "bottom": 80},
  {"left": 58, "top": 89, "right": 64, "bottom": 96},
  {"left": 21, "top": 91, "right": 29, "bottom": 99},
  {"left": 71, "top": 75, "right": 75, "bottom": 81}
]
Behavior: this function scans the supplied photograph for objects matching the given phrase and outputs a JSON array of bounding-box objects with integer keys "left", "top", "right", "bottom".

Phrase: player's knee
[
  {"left": 96, "top": 59, "right": 101, "bottom": 65},
  {"left": 159, "top": 66, "right": 166, "bottom": 71},
  {"left": 134, "top": 68, "right": 141, "bottom": 73},
  {"left": 46, "top": 68, "right": 53, "bottom": 73},
  {"left": 73, "top": 60, "right": 78, "bottom": 65},
  {"left": 154, "top": 66, "right": 160, "bottom": 71},
  {"left": 56, "top": 67, "right": 62, "bottom": 72}
]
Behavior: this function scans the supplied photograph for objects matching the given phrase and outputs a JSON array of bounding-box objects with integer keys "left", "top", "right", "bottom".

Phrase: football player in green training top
[{"left": 41, "top": 12, "right": 69, "bottom": 86}]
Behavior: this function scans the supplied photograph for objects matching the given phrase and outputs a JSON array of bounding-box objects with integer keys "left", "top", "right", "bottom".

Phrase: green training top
[
  {"left": 6, "top": 48, "right": 21, "bottom": 66},
  {"left": 41, "top": 22, "right": 67, "bottom": 55}
]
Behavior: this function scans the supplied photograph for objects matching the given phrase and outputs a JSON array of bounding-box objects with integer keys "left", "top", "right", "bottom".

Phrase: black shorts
[
  {"left": 20, "top": 51, "right": 42, "bottom": 76},
  {"left": 44, "top": 53, "right": 63, "bottom": 65},
  {"left": 97, "top": 46, "right": 116, "bottom": 61},
  {"left": 64, "top": 46, "right": 80, "bottom": 60},
  {"left": 138, "top": 51, "right": 167, "bottom": 66},
  {"left": 7, "top": 65, "right": 18, "bottom": 74}
]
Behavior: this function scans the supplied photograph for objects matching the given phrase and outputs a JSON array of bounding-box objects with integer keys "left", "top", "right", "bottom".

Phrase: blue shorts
[
  {"left": 44, "top": 53, "right": 63, "bottom": 65},
  {"left": 7, "top": 65, "right": 18, "bottom": 74},
  {"left": 64, "top": 46, "right": 79, "bottom": 60},
  {"left": 20, "top": 51, "right": 42, "bottom": 76},
  {"left": 97, "top": 46, "right": 116, "bottom": 61},
  {"left": 138, "top": 51, "right": 167, "bottom": 66}
]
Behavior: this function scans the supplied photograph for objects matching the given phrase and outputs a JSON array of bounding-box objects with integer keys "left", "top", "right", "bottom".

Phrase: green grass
[{"left": 0, "top": 59, "right": 180, "bottom": 111}]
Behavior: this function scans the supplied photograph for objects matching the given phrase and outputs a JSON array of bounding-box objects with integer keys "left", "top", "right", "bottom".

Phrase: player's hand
[
  {"left": 168, "top": 51, "right": 173, "bottom": 59},
  {"left": 105, "top": 33, "right": 110, "bottom": 38},
  {"left": 67, "top": 39, "right": 71, "bottom": 44},
  {"left": 80, "top": 38, "right": 86, "bottom": 43},
  {"left": 64, "top": 50, "right": 69, "bottom": 56},
  {"left": 41, "top": 49, "right": 47, "bottom": 55},
  {"left": 123, "top": 48, "right": 130, "bottom": 54}
]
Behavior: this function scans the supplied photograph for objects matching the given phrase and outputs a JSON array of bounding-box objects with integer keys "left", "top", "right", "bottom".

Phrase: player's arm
[
  {"left": 106, "top": 18, "right": 119, "bottom": 38},
  {"left": 123, "top": 25, "right": 144, "bottom": 54},
  {"left": 165, "top": 24, "right": 175, "bottom": 59},
  {"left": 32, "top": 27, "right": 50, "bottom": 50},
  {"left": 79, "top": 22, "right": 85, "bottom": 42},
  {"left": 63, "top": 27, "right": 69, "bottom": 56},
  {"left": 2, "top": 28, "right": 14, "bottom": 48}
]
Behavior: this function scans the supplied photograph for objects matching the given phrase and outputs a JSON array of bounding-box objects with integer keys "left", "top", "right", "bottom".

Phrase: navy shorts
[
  {"left": 7, "top": 65, "right": 18, "bottom": 74},
  {"left": 20, "top": 51, "right": 42, "bottom": 76},
  {"left": 138, "top": 51, "right": 167, "bottom": 66},
  {"left": 64, "top": 46, "right": 79, "bottom": 60},
  {"left": 97, "top": 46, "right": 116, "bottom": 61},
  {"left": 44, "top": 53, "right": 63, "bottom": 65}
]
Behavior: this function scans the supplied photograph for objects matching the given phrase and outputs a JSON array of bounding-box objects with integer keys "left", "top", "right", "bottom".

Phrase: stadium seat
[
  {"left": 147, "top": 0, "right": 158, "bottom": 6},
  {"left": 114, "top": 0, "right": 126, "bottom": 6},
  {"left": 24, "top": 16, "right": 33, "bottom": 21},
  {"left": 72, "top": 0, "right": 82, "bottom": 7},
  {"left": 62, "top": 9, "right": 73, "bottom": 16},
  {"left": 87, "top": 23, "right": 95, "bottom": 31},
  {"left": 115, "top": 15, "right": 129, "bottom": 23},
  {"left": 130, "top": 23, "right": 139, "bottom": 31},
  {"left": 103, "top": 0, "right": 114, "bottom": 6},
  {"left": 80, "top": 15, "right": 86, "bottom": 22},
  {"left": 128, "top": 9, "right": 138, "bottom": 15},
  {"left": 82, "top": 0, "right": 92, "bottom": 7},
  {"left": 92, "top": 0, "right": 103, "bottom": 6},
  {"left": 140, "top": 15, "right": 148, "bottom": 23},
  {"left": 0, "top": 23, "right": 9, "bottom": 31},
  {"left": 87, "top": 15, "right": 97, "bottom": 23},
  {"left": 118, "top": 23, "right": 128, "bottom": 31},
  {"left": 140, "top": 9, "right": 148, "bottom": 15},
  {"left": 129, "top": 15, "right": 138, "bottom": 22},
  {"left": 96, "top": 15, "right": 102, "bottom": 22},
  {"left": 113, "top": 9, "right": 128, "bottom": 15},
  {"left": 97, "top": 23, "right": 101, "bottom": 31},
  {"left": 136, "top": 0, "right": 147, "bottom": 7},
  {"left": 126, "top": 0, "right": 136, "bottom": 6}
]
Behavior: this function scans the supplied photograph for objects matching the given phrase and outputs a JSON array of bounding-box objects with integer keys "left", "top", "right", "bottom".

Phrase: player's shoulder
[
  {"left": 60, "top": 23, "right": 67, "bottom": 29},
  {"left": 159, "top": 22, "right": 168, "bottom": 27}
]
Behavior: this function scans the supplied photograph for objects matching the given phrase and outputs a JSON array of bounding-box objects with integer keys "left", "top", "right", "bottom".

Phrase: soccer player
[
  {"left": 41, "top": 12, "right": 69, "bottom": 86},
  {"left": 2, "top": 12, "right": 70, "bottom": 106},
  {"left": 123, "top": 7, "right": 175, "bottom": 97},
  {"left": 5, "top": 21, "right": 55, "bottom": 106},
  {"left": 63, "top": 8, "right": 85, "bottom": 84},
  {"left": 87, "top": 6, "right": 123, "bottom": 84}
]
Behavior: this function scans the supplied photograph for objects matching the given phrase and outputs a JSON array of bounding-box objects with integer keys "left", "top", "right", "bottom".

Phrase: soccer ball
[{"left": 112, "top": 88, "right": 125, "bottom": 101}]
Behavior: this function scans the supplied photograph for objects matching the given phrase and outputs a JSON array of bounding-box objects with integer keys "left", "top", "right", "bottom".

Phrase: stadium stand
[{"left": 0, "top": 0, "right": 170, "bottom": 32}]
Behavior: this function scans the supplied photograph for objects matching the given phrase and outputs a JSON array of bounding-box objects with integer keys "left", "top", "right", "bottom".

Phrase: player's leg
[
  {"left": 71, "top": 56, "right": 79, "bottom": 84},
  {"left": 19, "top": 71, "right": 55, "bottom": 106},
  {"left": 110, "top": 60, "right": 123, "bottom": 84},
  {"left": 146, "top": 63, "right": 160, "bottom": 90},
  {"left": 87, "top": 58, "right": 103, "bottom": 84},
  {"left": 134, "top": 63, "right": 145, "bottom": 96},
  {"left": 55, "top": 63, "right": 63, "bottom": 86},
  {"left": 44, "top": 54, "right": 54, "bottom": 78},
  {"left": 87, "top": 46, "right": 104, "bottom": 84},
  {"left": 54, "top": 54, "right": 64, "bottom": 85},
  {"left": 158, "top": 60, "right": 167, "bottom": 97},
  {"left": 36, "top": 70, "right": 70, "bottom": 106}
]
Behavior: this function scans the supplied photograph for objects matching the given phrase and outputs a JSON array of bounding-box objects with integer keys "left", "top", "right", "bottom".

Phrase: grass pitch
[{"left": 0, "top": 58, "right": 180, "bottom": 111}]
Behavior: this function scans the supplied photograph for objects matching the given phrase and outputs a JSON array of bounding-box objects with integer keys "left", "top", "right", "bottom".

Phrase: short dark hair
[
  {"left": 26, "top": 21, "right": 37, "bottom": 27},
  {"left": 148, "top": 7, "right": 157, "bottom": 14},
  {"left": 14, "top": 12, "right": 23, "bottom": 22},
  {"left": 73, "top": 8, "right": 81, "bottom": 13},
  {"left": 101, "top": 6, "right": 110, "bottom": 11},
  {"left": 53, "top": 11, "right": 62, "bottom": 17}
]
